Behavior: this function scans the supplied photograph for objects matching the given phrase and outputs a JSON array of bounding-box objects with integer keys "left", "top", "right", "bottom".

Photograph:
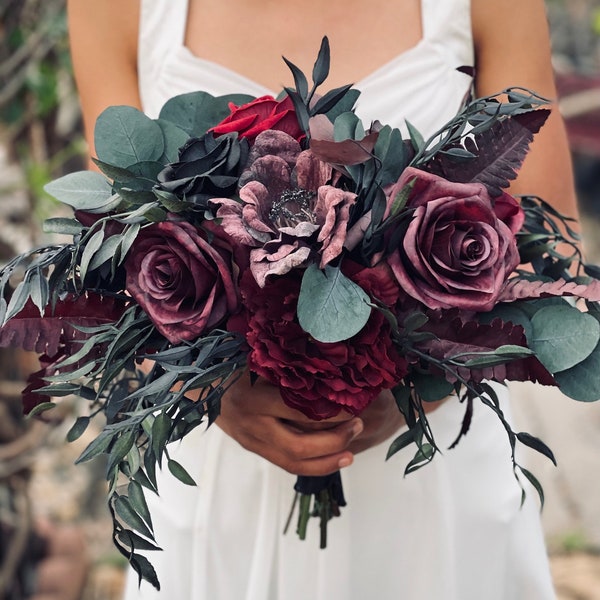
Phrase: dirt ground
[{"left": 551, "top": 553, "right": 600, "bottom": 600}]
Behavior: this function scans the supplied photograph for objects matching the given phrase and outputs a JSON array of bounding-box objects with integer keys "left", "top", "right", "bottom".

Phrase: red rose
[
  {"left": 386, "top": 168, "right": 523, "bottom": 312},
  {"left": 230, "top": 263, "right": 406, "bottom": 420},
  {"left": 209, "top": 95, "right": 304, "bottom": 143},
  {"left": 124, "top": 220, "right": 240, "bottom": 343}
]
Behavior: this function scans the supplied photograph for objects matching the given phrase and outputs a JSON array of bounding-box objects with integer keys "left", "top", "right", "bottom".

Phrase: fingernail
[
  {"left": 339, "top": 456, "right": 353, "bottom": 468},
  {"left": 351, "top": 419, "right": 364, "bottom": 438}
]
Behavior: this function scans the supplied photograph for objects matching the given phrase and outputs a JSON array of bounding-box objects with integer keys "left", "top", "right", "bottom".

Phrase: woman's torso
[{"left": 138, "top": 0, "right": 474, "bottom": 137}]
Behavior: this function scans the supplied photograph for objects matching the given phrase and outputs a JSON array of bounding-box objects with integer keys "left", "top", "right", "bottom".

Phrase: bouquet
[{"left": 2, "top": 38, "right": 600, "bottom": 588}]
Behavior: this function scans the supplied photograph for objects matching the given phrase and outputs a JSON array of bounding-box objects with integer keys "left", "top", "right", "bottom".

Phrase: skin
[{"left": 67, "top": 0, "right": 578, "bottom": 477}]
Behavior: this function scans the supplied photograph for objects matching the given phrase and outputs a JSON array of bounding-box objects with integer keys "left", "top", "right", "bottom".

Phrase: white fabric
[{"left": 125, "top": 1, "right": 556, "bottom": 598}]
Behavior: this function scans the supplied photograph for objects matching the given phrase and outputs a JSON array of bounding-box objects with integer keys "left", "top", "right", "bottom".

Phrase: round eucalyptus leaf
[
  {"left": 297, "top": 264, "right": 371, "bottom": 343},
  {"left": 158, "top": 92, "right": 255, "bottom": 136},
  {"left": 95, "top": 106, "right": 165, "bottom": 167},
  {"left": 530, "top": 305, "right": 600, "bottom": 373},
  {"left": 554, "top": 344, "right": 600, "bottom": 402},
  {"left": 155, "top": 118, "right": 190, "bottom": 162}
]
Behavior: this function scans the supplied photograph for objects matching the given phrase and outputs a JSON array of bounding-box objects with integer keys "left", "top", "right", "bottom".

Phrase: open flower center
[{"left": 269, "top": 188, "right": 316, "bottom": 228}]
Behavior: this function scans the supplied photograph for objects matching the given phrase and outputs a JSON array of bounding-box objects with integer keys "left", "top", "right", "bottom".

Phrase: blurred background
[{"left": 1, "top": 0, "right": 600, "bottom": 598}]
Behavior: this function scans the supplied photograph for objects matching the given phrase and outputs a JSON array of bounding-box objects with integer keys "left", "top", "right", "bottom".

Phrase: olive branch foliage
[{"left": 1, "top": 37, "right": 600, "bottom": 588}]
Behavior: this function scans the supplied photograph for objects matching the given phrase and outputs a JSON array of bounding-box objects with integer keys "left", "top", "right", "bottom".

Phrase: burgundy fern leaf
[
  {"left": 498, "top": 277, "right": 600, "bottom": 303},
  {"left": 428, "top": 109, "right": 550, "bottom": 196},
  {"left": 415, "top": 309, "right": 555, "bottom": 385},
  {"left": 0, "top": 293, "right": 128, "bottom": 356}
]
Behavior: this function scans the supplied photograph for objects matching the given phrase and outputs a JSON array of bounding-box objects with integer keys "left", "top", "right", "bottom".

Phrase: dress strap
[
  {"left": 421, "top": 0, "right": 474, "bottom": 67},
  {"left": 139, "top": 0, "right": 189, "bottom": 85}
]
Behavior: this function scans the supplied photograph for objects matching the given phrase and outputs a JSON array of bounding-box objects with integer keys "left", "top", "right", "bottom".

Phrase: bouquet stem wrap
[{"left": 292, "top": 472, "right": 346, "bottom": 548}]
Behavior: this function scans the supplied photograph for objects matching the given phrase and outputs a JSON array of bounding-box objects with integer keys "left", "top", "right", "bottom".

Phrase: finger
[{"left": 243, "top": 417, "right": 364, "bottom": 475}]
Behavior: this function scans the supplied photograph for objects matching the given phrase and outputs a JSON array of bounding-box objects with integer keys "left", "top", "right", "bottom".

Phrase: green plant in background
[{"left": 0, "top": 0, "right": 85, "bottom": 236}]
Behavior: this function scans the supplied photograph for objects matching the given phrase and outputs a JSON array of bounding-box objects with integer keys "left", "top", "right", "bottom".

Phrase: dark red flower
[
  {"left": 385, "top": 167, "right": 524, "bottom": 311},
  {"left": 230, "top": 262, "right": 407, "bottom": 420},
  {"left": 124, "top": 220, "right": 240, "bottom": 343},
  {"left": 209, "top": 95, "right": 304, "bottom": 144}
]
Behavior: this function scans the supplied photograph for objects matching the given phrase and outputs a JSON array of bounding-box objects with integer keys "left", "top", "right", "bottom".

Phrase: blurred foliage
[{"left": 0, "top": 0, "right": 85, "bottom": 227}]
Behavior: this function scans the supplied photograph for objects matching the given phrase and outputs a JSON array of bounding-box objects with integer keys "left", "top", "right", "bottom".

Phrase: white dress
[{"left": 124, "top": 1, "right": 556, "bottom": 598}]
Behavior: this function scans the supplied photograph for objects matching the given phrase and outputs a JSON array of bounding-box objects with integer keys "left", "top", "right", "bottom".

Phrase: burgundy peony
[
  {"left": 124, "top": 220, "right": 240, "bottom": 343},
  {"left": 212, "top": 130, "right": 356, "bottom": 287},
  {"left": 209, "top": 95, "right": 304, "bottom": 144},
  {"left": 385, "top": 167, "right": 524, "bottom": 311},
  {"left": 230, "top": 262, "right": 407, "bottom": 420}
]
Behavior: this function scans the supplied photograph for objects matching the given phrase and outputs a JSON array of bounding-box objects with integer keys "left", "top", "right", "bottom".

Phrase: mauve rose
[
  {"left": 386, "top": 167, "right": 524, "bottom": 311},
  {"left": 230, "top": 263, "right": 406, "bottom": 420},
  {"left": 124, "top": 220, "right": 240, "bottom": 343},
  {"left": 209, "top": 95, "right": 304, "bottom": 144}
]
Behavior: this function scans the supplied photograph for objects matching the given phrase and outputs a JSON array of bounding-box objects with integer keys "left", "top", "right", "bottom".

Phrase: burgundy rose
[
  {"left": 230, "top": 262, "right": 407, "bottom": 420},
  {"left": 385, "top": 167, "right": 524, "bottom": 312},
  {"left": 209, "top": 95, "right": 304, "bottom": 144},
  {"left": 124, "top": 220, "right": 240, "bottom": 343},
  {"left": 212, "top": 130, "right": 356, "bottom": 287}
]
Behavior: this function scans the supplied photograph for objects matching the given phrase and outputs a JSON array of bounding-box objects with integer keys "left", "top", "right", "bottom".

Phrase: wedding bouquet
[{"left": 2, "top": 39, "right": 600, "bottom": 588}]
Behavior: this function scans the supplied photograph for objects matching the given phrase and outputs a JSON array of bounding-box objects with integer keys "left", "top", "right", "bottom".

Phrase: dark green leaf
[
  {"left": 167, "top": 459, "right": 197, "bottom": 486},
  {"left": 130, "top": 551, "right": 160, "bottom": 590},
  {"left": 282, "top": 57, "right": 309, "bottom": 100},
  {"left": 519, "top": 467, "right": 545, "bottom": 509},
  {"left": 66, "top": 416, "right": 90, "bottom": 442},
  {"left": 385, "top": 428, "right": 416, "bottom": 460},
  {"left": 114, "top": 495, "right": 154, "bottom": 540},
  {"left": 516, "top": 432, "right": 557, "bottom": 466},
  {"left": 26, "top": 402, "right": 57, "bottom": 418},
  {"left": 128, "top": 480, "right": 153, "bottom": 530},
  {"left": 311, "top": 36, "right": 330, "bottom": 88},
  {"left": 411, "top": 373, "right": 454, "bottom": 402}
]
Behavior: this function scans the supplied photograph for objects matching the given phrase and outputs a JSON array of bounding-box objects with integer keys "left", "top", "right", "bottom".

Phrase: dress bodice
[{"left": 138, "top": 0, "right": 474, "bottom": 138}]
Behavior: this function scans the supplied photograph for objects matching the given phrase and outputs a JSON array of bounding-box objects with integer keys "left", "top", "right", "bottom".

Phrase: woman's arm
[
  {"left": 67, "top": 0, "right": 142, "bottom": 165},
  {"left": 472, "top": 0, "right": 578, "bottom": 215}
]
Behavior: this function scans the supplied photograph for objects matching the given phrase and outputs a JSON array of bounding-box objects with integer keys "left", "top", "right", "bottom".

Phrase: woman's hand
[
  {"left": 216, "top": 372, "right": 434, "bottom": 476},
  {"left": 217, "top": 371, "right": 364, "bottom": 476}
]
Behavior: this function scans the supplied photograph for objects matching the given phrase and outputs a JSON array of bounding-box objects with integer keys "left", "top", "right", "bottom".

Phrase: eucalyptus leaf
[
  {"left": 530, "top": 305, "right": 600, "bottom": 372},
  {"left": 44, "top": 171, "right": 117, "bottom": 212},
  {"left": 158, "top": 92, "right": 254, "bottom": 136},
  {"left": 155, "top": 118, "right": 190, "bottom": 162},
  {"left": 95, "top": 106, "right": 164, "bottom": 167},
  {"left": 297, "top": 264, "right": 371, "bottom": 343},
  {"left": 553, "top": 343, "right": 600, "bottom": 402},
  {"left": 43, "top": 218, "right": 84, "bottom": 236}
]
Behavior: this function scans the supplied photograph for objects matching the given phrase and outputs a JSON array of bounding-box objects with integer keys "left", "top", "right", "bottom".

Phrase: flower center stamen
[{"left": 269, "top": 188, "right": 316, "bottom": 228}]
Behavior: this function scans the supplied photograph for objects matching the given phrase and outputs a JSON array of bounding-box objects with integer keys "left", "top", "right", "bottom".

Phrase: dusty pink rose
[
  {"left": 212, "top": 130, "right": 356, "bottom": 287},
  {"left": 124, "top": 220, "right": 240, "bottom": 343},
  {"left": 208, "top": 95, "right": 304, "bottom": 143},
  {"left": 386, "top": 167, "right": 524, "bottom": 311},
  {"left": 229, "top": 262, "right": 406, "bottom": 420}
]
